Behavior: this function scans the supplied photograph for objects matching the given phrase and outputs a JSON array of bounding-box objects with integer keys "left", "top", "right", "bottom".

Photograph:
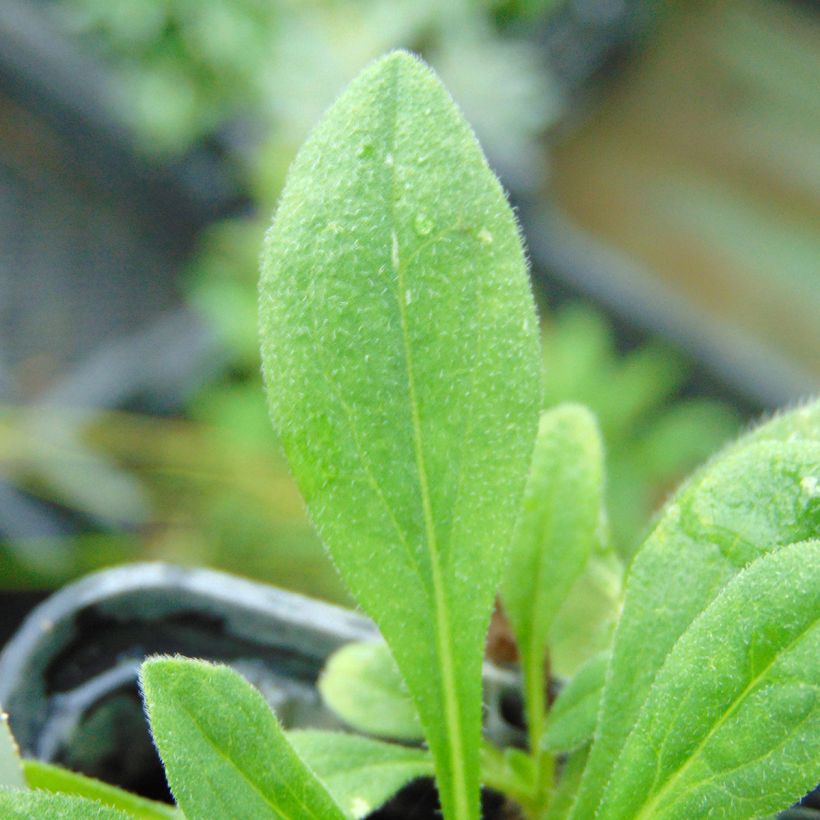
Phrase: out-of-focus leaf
[
  {"left": 0, "top": 713, "right": 24, "bottom": 789},
  {"left": 23, "top": 761, "right": 178, "bottom": 819},
  {"left": 548, "top": 550, "right": 622, "bottom": 678},
  {"left": 319, "top": 641, "right": 422, "bottom": 741},
  {"left": 0, "top": 788, "right": 132, "bottom": 819},
  {"left": 288, "top": 730, "right": 432, "bottom": 819},
  {"left": 542, "top": 653, "right": 608, "bottom": 753}
]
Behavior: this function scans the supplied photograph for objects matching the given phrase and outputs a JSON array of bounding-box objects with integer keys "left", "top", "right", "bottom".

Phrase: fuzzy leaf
[
  {"left": 571, "top": 401, "right": 820, "bottom": 818},
  {"left": 140, "top": 658, "right": 344, "bottom": 820},
  {"left": 259, "top": 50, "right": 541, "bottom": 819},
  {"left": 501, "top": 404, "right": 604, "bottom": 747},
  {"left": 23, "top": 761, "right": 178, "bottom": 819},
  {"left": 0, "top": 713, "right": 24, "bottom": 790},
  {"left": 598, "top": 540, "right": 820, "bottom": 819},
  {"left": 0, "top": 788, "right": 132, "bottom": 819},
  {"left": 542, "top": 652, "right": 608, "bottom": 753},
  {"left": 319, "top": 641, "right": 422, "bottom": 741},
  {"left": 288, "top": 730, "right": 432, "bottom": 819}
]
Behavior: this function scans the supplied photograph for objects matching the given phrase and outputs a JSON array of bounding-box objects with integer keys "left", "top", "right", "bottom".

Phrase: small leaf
[
  {"left": 501, "top": 404, "right": 605, "bottom": 747},
  {"left": 0, "top": 712, "right": 24, "bottom": 789},
  {"left": 542, "top": 652, "right": 608, "bottom": 753},
  {"left": 571, "top": 400, "right": 820, "bottom": 818},
  {"left": 319, "top": 641, "right": 423, "bottom": 740},
  {"left": 288, "top": 730, "right": 432, "bottom": 819},
  {"left": 140, "top": 658, "right": 345, "bottom": 820},
  {"left": 23, "top": 761, "right": 178, "bottom": 819},
  {"left": 259, "top": 50, "right": 542, "bottom": 820},
  {"left": 598, "top": 540, "right": 820, "bottom": 819},
  {"left": 0, "top": 788, "right": 132, "bottom": 818}
]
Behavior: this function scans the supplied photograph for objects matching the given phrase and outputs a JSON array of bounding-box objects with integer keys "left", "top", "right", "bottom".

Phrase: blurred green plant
[
  {"left": 52, "top": 0, "right": 561, "bottom": 193},
  {"left": 541, "top": 304, "right": 741, "bottom": 559},
  {"left": 1, "top": 0, "right": 737, "bottom": 609}
]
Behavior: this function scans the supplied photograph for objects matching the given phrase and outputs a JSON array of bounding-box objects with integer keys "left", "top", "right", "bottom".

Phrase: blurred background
[{"left": 0, "top": 0, "right": 817, "bottom": 649}]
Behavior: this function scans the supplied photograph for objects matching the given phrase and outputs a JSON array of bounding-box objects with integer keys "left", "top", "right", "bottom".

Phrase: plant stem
[{"left": 523, "top": 646, "right": 554, "bottom": 817}]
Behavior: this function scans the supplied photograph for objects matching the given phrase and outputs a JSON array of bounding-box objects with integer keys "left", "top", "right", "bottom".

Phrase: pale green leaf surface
[
  {"left": 140, "top": 658, "right": 345, "bottom": 820},
  {"left": 501, "top": 404, "right": 604, "bottom": 748},
  {"left": 0, "top": 788, "right": 132, "bottom": 819},
  {"left": 548, "top": 549, "right": 622, "bottom": 677},
  {"left": 259, "top": 51, "right": 541, "bottom": 819},
  {"left": 0, "top": 713, "right": 24, "bottom": 789},
  {"left": 598, "top": 540, "right": 820, "bottom": 820},
  {"left": 543, "top": 652, "right": 608, "bottom": 753},
  {"left": 571, "top": 401, "right": 820, "bottom": 818},
  {"left": 23, "top": 761, "right": 178, "bottom": 819},
  {"left": 288, "top": 729, "right": 432, "bottom": 819},
  {"left": 318, "top": 641, "right": 422, "bottom": 740}
]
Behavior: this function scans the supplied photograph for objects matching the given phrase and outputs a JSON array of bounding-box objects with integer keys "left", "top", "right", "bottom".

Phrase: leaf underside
[{"left": 259, "top": 50, "right": 541, "bottom": 819}]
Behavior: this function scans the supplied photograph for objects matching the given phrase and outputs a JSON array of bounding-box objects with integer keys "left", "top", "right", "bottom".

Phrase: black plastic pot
[{"left": 0, "top": 563, "right": 523, "bottom": 815}]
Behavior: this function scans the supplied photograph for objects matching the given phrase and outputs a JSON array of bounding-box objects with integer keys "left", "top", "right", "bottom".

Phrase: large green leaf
[
  {"left": 259, "top": 51, "right": 541, "bottom": 819},
  {"left": 0, "top": 712, "right": 24, "bottom": 790},
  {"left": 23, "top": 761, "right": 178, "bottom": 819},
  {"left": 542, "top": 652, "right": 608, "bottom": 754},
  {"left": 0, "top": 788, "right": 132, "bottom": 819},
  {"left": 598, "top": 540, "right": 820, "bottom": 819},
  {"left": 288, "top": 730, "right": 432, "bottom": 819},
  {"left": 318, "top": 641, "right": 423, "bottom": 741},
  {"left": 500, "top": 403, "right": 604, "bottom": 752},
  {"left": 140, "top": 658, "right": 345, "bottom": 820},
  {"left": 571, "top": 401, "right": 820, "bottom": 817}
]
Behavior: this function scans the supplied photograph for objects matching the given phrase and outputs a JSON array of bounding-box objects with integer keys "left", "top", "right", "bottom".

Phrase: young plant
[{"left": 0, "top": 51, "right": 817, "bottom": 820}]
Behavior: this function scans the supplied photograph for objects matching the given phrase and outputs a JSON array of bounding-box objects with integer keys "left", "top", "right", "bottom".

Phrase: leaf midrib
[
  {"left": 171, "top": 691, "right": 338, "bottom": 820},
  {"left": 629, "top": 613, "right": 819, "bottom": 820},
  {"left": 385, "top": 59, "right": 470, "bottom": 820}
]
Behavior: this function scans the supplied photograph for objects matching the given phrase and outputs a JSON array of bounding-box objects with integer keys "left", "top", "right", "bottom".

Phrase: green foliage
[
  {"left": 4, "top": 50, "right": 816, "bottom": 820},
  {"left": 318, "top": 641, "right": 423, "bottom": 741},
  {"left": 140, "top": 658, "right": 345, "bottom": 819},
  {"left": 259, "top": 51, "right": 541, "bottom": 819},
  {"left": 22, "top": 762, "right": 178, "bottom": 819},
  {"left": 570, "top": 402, "right": 820, "bottom": 819},
  {"left": 289, "top": 730, "right": 432, "bottom": 818},
  {"left": 541, "top": 304, "right": 741, "bottom": 558},
  {"left": 0, "top": 789, "right": 132, "bottom": 819},
  {"left": 542, "top": 652, "right": 608, "bottom": 754},
  {"left": 501, "top": 404, "right": 604, "bottom": 758},
  {"left": 598, "top": 540, "right": 820, "bottom": 820}
]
